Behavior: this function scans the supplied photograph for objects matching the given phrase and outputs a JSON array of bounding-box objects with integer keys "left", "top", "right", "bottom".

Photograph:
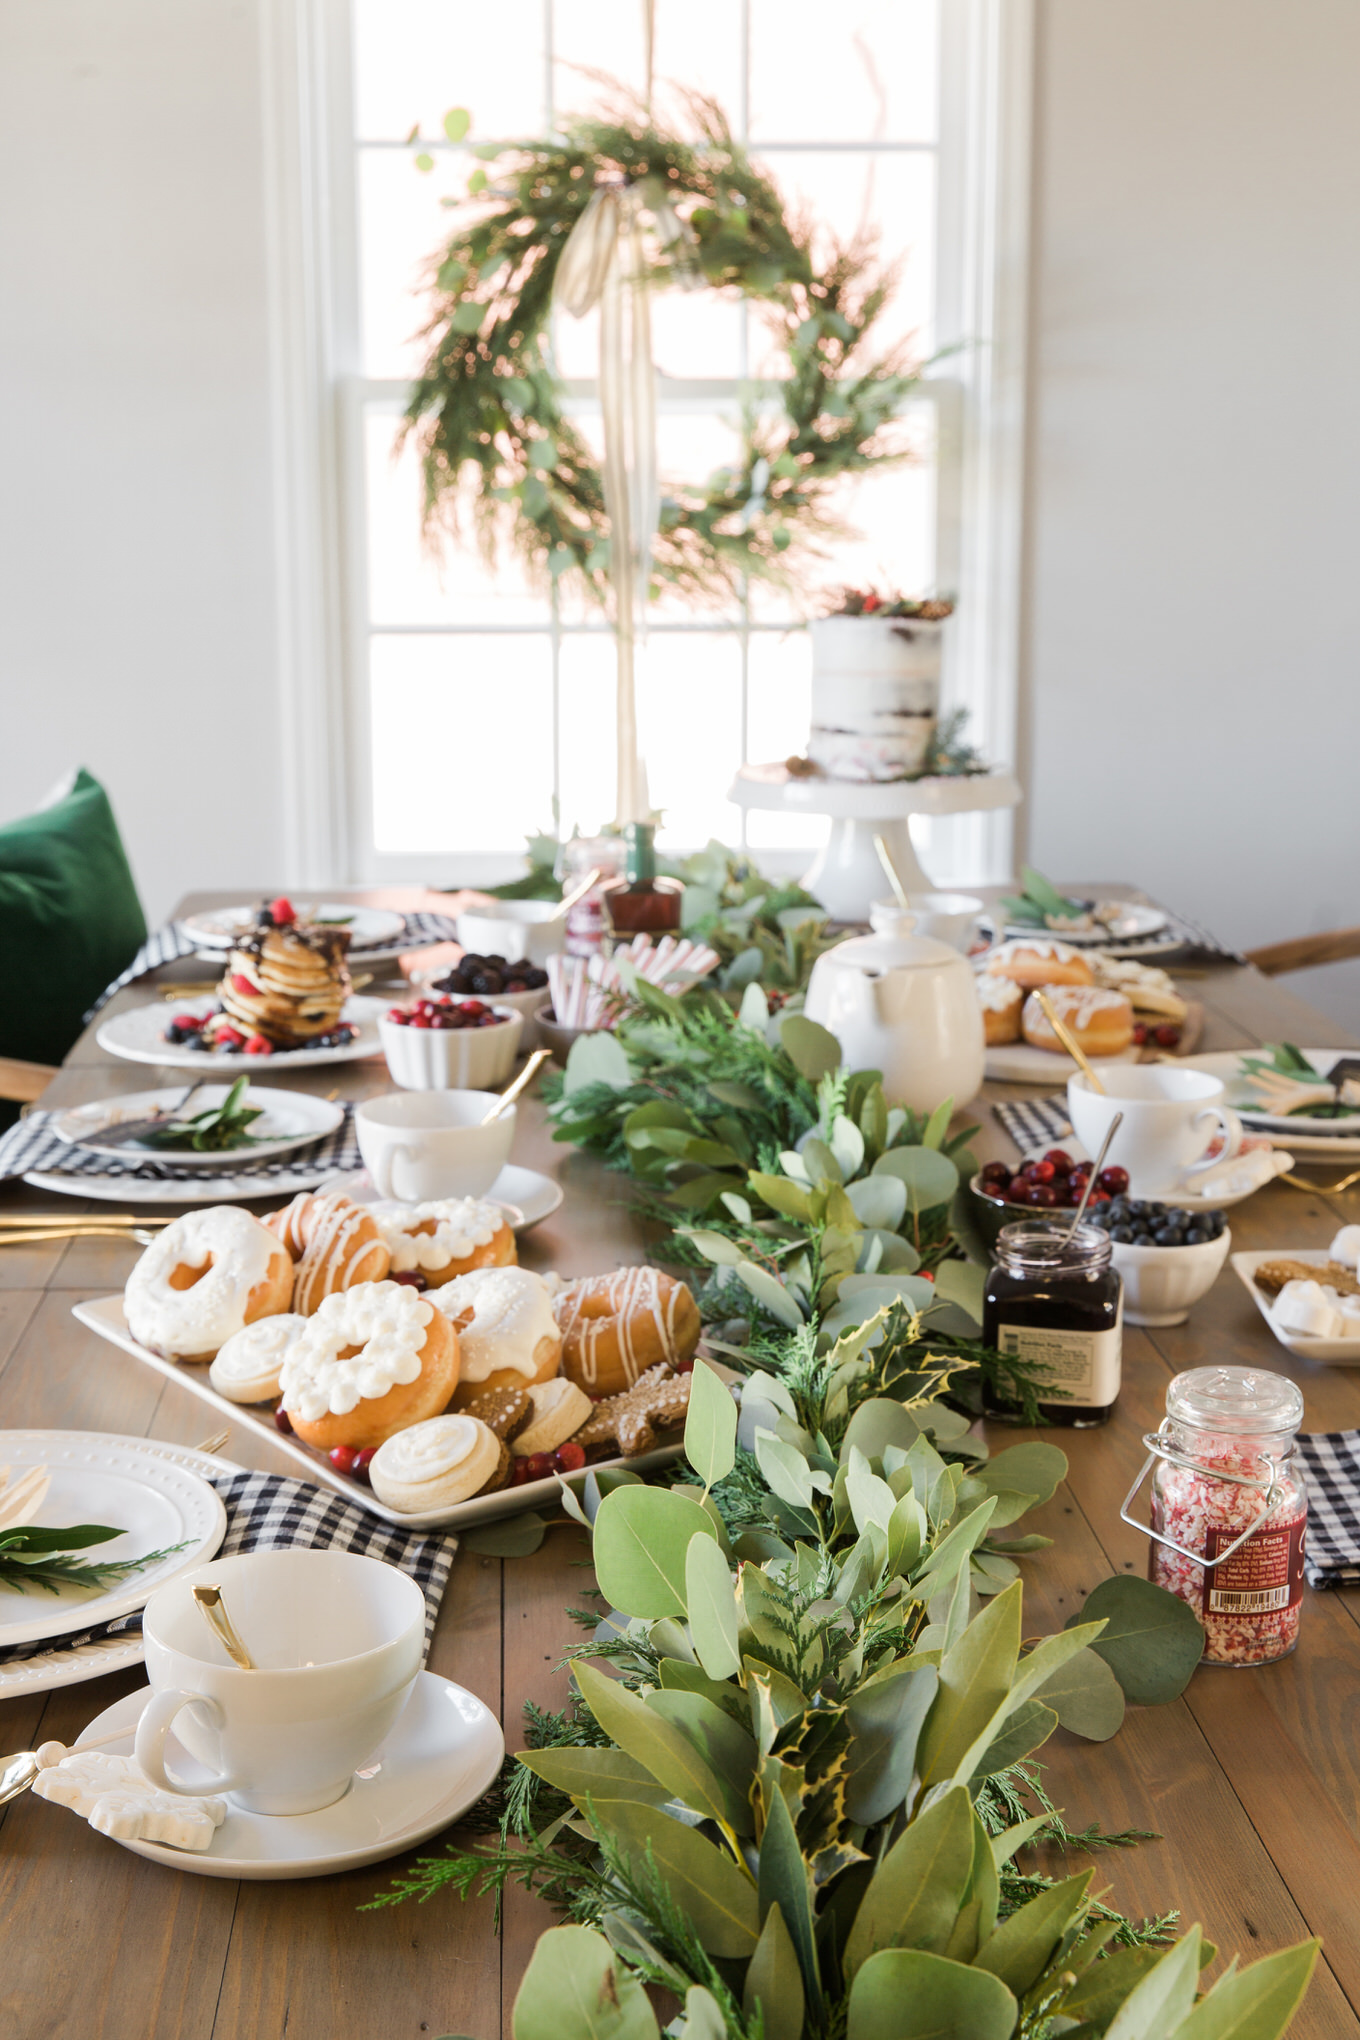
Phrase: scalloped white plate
[{"left": 96, "top": 996, "right": 387, "bottom": 1072}]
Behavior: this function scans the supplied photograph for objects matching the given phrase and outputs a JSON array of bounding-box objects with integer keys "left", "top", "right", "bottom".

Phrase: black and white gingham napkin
[
  {"left": 86, "top": 911, "right": 463, "bottom": 1019},
  {"left": 0, "top": 1102, "right": 362, "bottom": 1187},
  {"left": 0, "top": 1469, "right": 459, "bottom": 1669},
  {"left": 991, "top": 1093, "right": 1072, "bottom": 1151},
  {"left": 1296, "top": 1432, "right": 1360, "bottom": 1588}
]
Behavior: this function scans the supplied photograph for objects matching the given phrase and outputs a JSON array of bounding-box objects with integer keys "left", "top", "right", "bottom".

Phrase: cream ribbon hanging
[{"left": 554, "top": 183, "right": 659, "bottom": 826}]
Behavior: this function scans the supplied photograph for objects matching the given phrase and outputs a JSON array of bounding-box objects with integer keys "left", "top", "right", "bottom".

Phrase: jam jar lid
[{"left": 1166, "top": 1364, "right": 1304, "bottom": 1437}]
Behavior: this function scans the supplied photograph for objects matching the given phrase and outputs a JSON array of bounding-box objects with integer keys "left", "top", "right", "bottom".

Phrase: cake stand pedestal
[{"left": 728, "top": 764, "right": 1022, "bottom": 923}]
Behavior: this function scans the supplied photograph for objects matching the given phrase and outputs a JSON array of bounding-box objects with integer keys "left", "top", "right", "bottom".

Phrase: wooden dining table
[{"left": 2, "top": 887, "right": 1359, "bottom": 2040}]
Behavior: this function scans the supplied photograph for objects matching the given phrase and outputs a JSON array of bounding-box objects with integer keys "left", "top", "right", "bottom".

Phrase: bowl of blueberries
[
  {"left": 425, "top": 954, "right": 551, "bottom": 1049},
  {"left": 971, "top": 1149, "right": 1230, "bottom": 1325}
]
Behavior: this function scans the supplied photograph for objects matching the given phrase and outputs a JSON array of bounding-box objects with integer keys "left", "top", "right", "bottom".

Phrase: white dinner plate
[
  {"left": 181, "top": 904, "right": 407, "bottom": 952},
  {"left": 984, "top": 1041, "right": 1140, "bottom": 1085},
  {"left": 1177, "top": 1048, "right": 1360, "bottom": 1147},
  {"left": 0, "top": 1432, "right": 226, "bottom": 1649},
  {"left": 71, "top": 1296, "right": 681, "bottom": 1530},
  {"left": 1000, "top": 902, "right": 1169, "bottom": 947},
  {"left": 1230, "top": 1248, "right": 1360, "bottom": 1365},
  {"left": 70, "top": 1671, "right": 504, "bottom": 1879},
  {"left": 23, "top": 1160, "right": 349, "bottom": 1205},
  {"left": 0, "top": 1445, "right": 242, "bottom": 1698},
  {"left": 97, "top": 995, "right": 387, "bottom": 1072},
  {"left": 318, "top": 1163, "right": 565, "bottom": 1234},
  {"left": 50, "top": 1085, "right": 345, "bottom": 1171}
]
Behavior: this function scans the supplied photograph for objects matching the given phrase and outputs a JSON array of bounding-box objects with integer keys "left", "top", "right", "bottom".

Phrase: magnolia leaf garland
[{"left": 402, "top": 98, "right": 924, "bottom": 606}]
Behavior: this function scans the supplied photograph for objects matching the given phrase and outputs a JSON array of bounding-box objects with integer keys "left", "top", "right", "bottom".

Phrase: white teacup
[
  {"left": 134, "top": 1551, "right": 424, "bottom": 1815},
  {"left": 456, "top": 899, "right": 563, "bottom": 968},
  {"left": 355, "top": 1089, "right": 515, "bottom": 1200},
  {"left": 1067, "top": 1066, "right": 1243, "bottom": 1198}
]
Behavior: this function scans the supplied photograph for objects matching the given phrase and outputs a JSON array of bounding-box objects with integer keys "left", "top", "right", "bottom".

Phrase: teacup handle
[
  {"left": 370, "top": 1142, "right": 416, "bottom": 1201},
  {"left": 1181, "top": 1105, "right": 1244, "bottom": 1178},
  {"left": 135, "top": 1689, "right": 239, "bottom": 1798}
]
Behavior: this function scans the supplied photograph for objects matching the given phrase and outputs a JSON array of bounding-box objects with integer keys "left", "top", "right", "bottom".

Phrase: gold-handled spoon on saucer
[
  {"left": 482, "top": 1047, "right": 553, "bottom": 1125},
  {"left": 193, "top": 1584, "right": 255, "bottom": 1671}
]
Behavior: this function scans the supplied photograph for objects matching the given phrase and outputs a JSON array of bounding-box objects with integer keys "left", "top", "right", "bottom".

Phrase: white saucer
[
  {"left": 1013, "top": 1140, "right": 1290, "bottom": 1215},
  {"left": 319, "top": 1163, "right": 565, "bottom": 1233},
  {"left": 71, "top": 1671, "right": 504, "bottom": 1879}
]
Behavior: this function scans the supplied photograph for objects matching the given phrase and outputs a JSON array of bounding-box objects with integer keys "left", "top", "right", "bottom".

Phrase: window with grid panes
[{"left": 351, "top": 0, "right": 947, "bottom": 880}]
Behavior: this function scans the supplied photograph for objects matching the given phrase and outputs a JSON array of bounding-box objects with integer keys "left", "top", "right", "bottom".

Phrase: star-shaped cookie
[{"left": 574, "top": 1363, "right": 691, "bottom": 1458}]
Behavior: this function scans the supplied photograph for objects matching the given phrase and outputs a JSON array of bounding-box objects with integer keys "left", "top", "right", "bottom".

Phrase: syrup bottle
[{"left": 601, "top": 823, "right": 683, "bottom": 944}]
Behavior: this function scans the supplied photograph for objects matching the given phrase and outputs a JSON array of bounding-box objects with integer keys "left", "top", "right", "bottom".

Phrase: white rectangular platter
[
  {"left": 1230, "top": 1248, "right": 1360, "bottom": 1365},
  {"left": 72, "top": 1295, "right": 681, "bottom": 1530}
]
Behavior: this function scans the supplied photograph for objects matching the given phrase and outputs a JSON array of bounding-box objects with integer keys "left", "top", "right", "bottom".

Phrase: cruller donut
[
  {"left": 124, "top": 1207, "right": 294, "bottom": 1364},
  {"left": 553, "top": 1267, "right": 701, "bottom": 1399},
  {"left": 279, "top": 1280, "right": 459, "bottom": 1451}
]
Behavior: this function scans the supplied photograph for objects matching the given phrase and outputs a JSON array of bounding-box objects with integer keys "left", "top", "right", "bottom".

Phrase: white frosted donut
[
  {"left": 278, "top": 1281, "right": 459, "bottom": 1450},
  {"left": 209, "top": 1313, "right": 307, "bottom": 1404},
  {"left": 368, "top": 1414, "right": 501, "bottom": 1512},
  {"left": 427, "top": 1265, "right": 562, "bottom": 1401},
  {"left": 371, "top": 1198, "right": 515, "bottom": 1282},
  {"left": 125, "top": 1208, "right": 292, "bottom": 1361},
  {"left": 511, "top": 1376, "right": 592, "bottom": 1457}
]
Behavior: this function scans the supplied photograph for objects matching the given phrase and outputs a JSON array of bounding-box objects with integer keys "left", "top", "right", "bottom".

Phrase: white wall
[
  {"left": 1022, "top": 0, "right": 1360, "bottom": 1015},
  {"left": 0, "top": 0, "right": 285, "bottom": 927}
]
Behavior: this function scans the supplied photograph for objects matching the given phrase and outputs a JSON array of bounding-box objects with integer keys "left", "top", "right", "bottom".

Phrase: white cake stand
[{"left": 729, "top": 763, "right": 1022, "bottom": 922}]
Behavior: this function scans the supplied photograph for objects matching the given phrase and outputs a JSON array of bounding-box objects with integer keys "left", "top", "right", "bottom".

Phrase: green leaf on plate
[
  {"left": 592, "top": 1487, "right": 716, "bottom": 1620},
  {"left": 1070, "top": 1575, "right": 1205, "bottom": 1705}
]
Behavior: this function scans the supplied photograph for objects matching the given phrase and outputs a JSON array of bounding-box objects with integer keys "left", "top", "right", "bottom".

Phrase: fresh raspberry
[
  {"left": 243, "top": 1035, "right": 272, "bottom": 1055},
  {"left": 269, "top": 896, "right": 295, "bottom": 925},
  {"left": 230, "top": 973, "right": 257, "bottom": 997},
  {"left": 216, "top": 1025, "right": 246, "bottom": 1048}
]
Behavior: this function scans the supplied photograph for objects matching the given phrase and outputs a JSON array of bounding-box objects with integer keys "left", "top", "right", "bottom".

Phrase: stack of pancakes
[{"left": 219, "top": 918, "right": 352, "bottom": 1047}]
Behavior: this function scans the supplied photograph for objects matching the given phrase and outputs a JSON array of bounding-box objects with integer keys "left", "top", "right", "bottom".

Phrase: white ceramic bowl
[
  {"left": 354, "top": 1089, "right": 517, "bottom": 1200},
  {"left": 456, "top": 899, "right": 564, "bottom": 969},
  {"left": 414, "top": 973, "right": 548, "bottom": 1050},
  {"left": 379, "top": 1004, "right": 522, "bottom": 1091},
  {"left": 1111, "top": 1226, "right": 1232, "bottom": 1327}
]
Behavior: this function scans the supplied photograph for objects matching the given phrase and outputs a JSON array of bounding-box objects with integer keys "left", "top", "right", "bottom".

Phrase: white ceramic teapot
[{"left": 804, "top": 906, "right": 984, "bottom": 1112}]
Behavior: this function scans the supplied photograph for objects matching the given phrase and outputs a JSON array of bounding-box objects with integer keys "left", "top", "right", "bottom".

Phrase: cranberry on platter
[
  {"left": 390, "top": 1269, "right": 428, "bottom": 1291},
  {"left": 1031, "top": 1159, "right": 1056, "bottom": 1183},
  {"left": 273, "top": 1404, "right": 293, "bottom": 1435},
  {"left": 553, "top": 1440, "right": 587, "bottom": 1474},
  {"left": 352, "top": 1448, "right": 377, "bottom": 1486},
  {"left": 329, "top": 1445, "right": 361, "bottom": 1476},
  {"left": 522, "top": 1452, "right": 554, "bottom": 1481},
  {"left": 1155, "top": 1024, "right": 1182, "bottom": 1049}
]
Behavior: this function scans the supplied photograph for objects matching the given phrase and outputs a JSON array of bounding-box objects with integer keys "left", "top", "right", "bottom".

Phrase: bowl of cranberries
[
  {"left": 379, "top": 996, "right": 522, "bottom": 1091},
  {"left": 969, "top": 1149, "right": 1129, "bottom": 1249}
]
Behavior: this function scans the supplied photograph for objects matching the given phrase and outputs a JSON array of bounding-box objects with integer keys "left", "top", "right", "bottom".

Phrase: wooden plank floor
[{"left": 1, "top": 893, "right": 1358, "bottom": 2039}]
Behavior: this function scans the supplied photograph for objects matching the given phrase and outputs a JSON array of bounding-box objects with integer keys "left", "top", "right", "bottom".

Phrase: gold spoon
[
  {"left": 193, "top": 1584, "right": 255, "bottom": 1670},
  {"left": 481, "top": 1046, "right": 553, "bottom": 1125},
  {"left": 873, "top": 834, "right": 912, "bottom": 911},
  {"left": 1034, "top": 989, "right": 1107, "bottom": 1096}
]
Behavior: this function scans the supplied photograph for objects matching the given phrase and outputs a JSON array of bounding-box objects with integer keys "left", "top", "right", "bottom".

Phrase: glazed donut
[
  {"left": 512, "top": 1376, "right": 593, "bottom": 1458},
  {"left": 371, "top": 1197, "right": 516, "bottom": 1287},
  {"left": 265, "top": 1193, "right": 390, "bottom": 1314},
  {"left": 368, "top": 1414, "right": 505, "bottom": 1513},
  {"left": 977, "top": 974, "right": 1023, "bottom": 1047},
  {"left": 427, "top": 1265, "right": 562, "bottom": 1404},
  {"left": 987, "top": 939, "right": 1093, "bottom": 990},
  {"left": 279, "top": 1281, "right": 459, "bottom": 1451},
  {"left": 209, "top": 1312, "right": 307, "bottom": 1403},
  {"left": 125, "top": 1208, "right": 293, "bottom": 1363},
  {"left": 554, "top": 1267, "right": 701, "bottom": 1399},
  {"left": 1021, "top": 985, "right": 1135, "bottom": 1058}
]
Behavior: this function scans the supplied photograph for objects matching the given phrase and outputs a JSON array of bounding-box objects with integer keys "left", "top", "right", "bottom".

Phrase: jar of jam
[
  {"left": 982, "top": 1218, "right": 1122, "bottom": 1427},
  {"left": 1140, "top": 1365, "right": 1306, "bottom": 1668}
]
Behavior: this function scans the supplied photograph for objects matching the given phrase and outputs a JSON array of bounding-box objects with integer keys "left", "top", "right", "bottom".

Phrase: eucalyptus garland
[{"left": 402, "top": 98, "right": 924, "bottom": 604}]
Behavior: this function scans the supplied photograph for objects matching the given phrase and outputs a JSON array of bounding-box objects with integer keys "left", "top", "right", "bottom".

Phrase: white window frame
[{"left": 259, "top": 0, "right": 1034, "bottom": 891}]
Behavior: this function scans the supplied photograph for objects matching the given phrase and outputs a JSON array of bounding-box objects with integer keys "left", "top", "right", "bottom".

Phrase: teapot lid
[{"left": 825, "top": 910, "right": 968, "bottom": 972}]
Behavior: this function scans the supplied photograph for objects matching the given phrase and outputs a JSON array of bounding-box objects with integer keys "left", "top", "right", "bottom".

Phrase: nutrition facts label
[
  {"left": 1203, "top": 1519, "right": 1305, "bottom": 1616},
  {"left": 995, "top": 1322, "right": 1122, "bottom": 1404}
]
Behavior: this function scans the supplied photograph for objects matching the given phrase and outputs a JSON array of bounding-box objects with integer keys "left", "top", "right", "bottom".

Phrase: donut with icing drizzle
[{"left": 552, "top": 1266, "right": 701, "bottom": 1398}]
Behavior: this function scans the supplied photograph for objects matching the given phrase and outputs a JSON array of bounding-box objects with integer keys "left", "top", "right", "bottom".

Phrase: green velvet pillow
[{"left": 0, "top": 768, "right": 148, "bottom": 1065}]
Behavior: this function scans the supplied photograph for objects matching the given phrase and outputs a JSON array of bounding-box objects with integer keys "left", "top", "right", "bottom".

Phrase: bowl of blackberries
[{"left": 427, "top": 955, "right": 550, "bottom": 1048}]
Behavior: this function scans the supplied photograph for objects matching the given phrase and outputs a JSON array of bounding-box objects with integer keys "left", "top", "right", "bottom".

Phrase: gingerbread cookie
[
  {"left": 574, "top": 1363, "right": 692, "bottom": 1458},
  {"left": 463, "top": 1384, "right": 532, "bottom": 1442},
  {"left": 1256, "top": 1258, "right": 1360, "bottom": 1299},
  {"left": 476, "top": 1439, "right": 514, "bottom": 1494}
]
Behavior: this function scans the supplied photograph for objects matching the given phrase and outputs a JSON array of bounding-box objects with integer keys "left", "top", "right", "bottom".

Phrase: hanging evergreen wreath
[{"left": 401, "top": 98, "right": 925, "bottom": 606}]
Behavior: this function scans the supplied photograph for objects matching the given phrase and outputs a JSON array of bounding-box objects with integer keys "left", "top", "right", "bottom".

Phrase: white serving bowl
[
  {"left": 1111, "top": 1227, "right": 1232, "bottom": 1327},
  {"left": 379, "top": 1004, "right": 522, "bottom": 1091},
  {"left": 455, "top": 899, "right": 564, "bottom": 969},
  {"left": 414, "top": 972, "right": 548, "bottom": 1050}
]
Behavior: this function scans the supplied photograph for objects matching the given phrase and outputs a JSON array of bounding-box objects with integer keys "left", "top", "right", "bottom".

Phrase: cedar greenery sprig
[
  {"left": 0, "top": 1523, "right": 190, "bottom": 1595},
  {"left": 401, "top": 93, "right": 924, "bottom": 607}
]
